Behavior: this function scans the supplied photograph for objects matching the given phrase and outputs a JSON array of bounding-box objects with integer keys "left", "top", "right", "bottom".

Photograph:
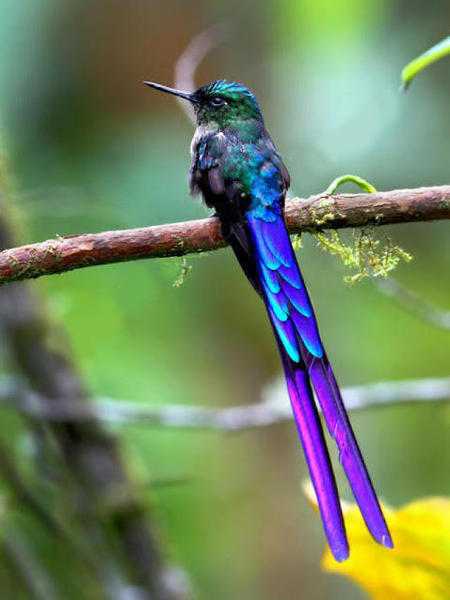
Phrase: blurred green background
[{"left": 0, "top": 1, "right": 449, "bottom": 598}]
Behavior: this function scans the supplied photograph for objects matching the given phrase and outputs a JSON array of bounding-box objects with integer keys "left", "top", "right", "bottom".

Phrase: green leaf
[{"left": 401, "top": 36, "right": 450, "bottom": 91}]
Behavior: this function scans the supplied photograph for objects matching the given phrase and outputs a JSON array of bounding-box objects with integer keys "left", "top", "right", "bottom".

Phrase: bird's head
[{"left": 144, "top": 79, "right": 263, "bottom": 129}]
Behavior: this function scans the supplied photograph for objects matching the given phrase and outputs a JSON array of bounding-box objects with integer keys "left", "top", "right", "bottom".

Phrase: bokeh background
[{"left": 0, "top": 1, "right": 449, "bottom": 598}]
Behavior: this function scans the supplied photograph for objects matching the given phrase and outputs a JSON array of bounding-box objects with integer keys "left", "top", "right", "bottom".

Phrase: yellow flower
[{"left": 303, "top": 481, "right": 450, "bottom": 599}]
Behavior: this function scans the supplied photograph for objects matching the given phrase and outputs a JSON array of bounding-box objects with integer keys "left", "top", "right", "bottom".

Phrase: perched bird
[{"left": 144, "top": 79, "right": 393, "bottom": 561}]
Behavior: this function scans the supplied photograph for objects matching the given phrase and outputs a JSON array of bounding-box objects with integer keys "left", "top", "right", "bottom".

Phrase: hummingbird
[{"left": 144, "top": 79, "right": 393, "bottom": 561}]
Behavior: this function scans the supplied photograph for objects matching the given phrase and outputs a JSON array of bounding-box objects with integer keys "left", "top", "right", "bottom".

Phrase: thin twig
[
  {"left": 0, "top": 185, "right": 449, "bottom": 286},
  {"left": 375, "top": 277, "right": 450, "bottom": 330},
  {"left": 1, "top": 376, "right": 448, "bottom": 430},
  {"left": 174, "top": 23, "right": 228, "bottom": 121},
  {"left": 2, "top": 529, "right": 59, "bottom": 600},
  {"left": 0, "top": 437, "right": 80, "bottom": 544}
]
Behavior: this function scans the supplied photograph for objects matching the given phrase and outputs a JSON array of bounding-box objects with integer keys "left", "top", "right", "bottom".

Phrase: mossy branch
[{"left": 0, "top": 185, "right": 448, "bottom": 286}]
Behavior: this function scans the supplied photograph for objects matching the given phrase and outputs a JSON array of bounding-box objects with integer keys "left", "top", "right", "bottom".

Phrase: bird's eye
[{"left": 210, "top": 96, "right": 226, "bottom": 107}]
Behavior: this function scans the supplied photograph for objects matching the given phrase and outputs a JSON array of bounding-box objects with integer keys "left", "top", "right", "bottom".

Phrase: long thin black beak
[{"left": 143, "top": 81, "right": 197, "bottom": 103}]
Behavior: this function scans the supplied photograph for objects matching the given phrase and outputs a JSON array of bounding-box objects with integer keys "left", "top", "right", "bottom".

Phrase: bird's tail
[
  {"left": 274, "top": 329, "right": 393, "bottom": 561},
  {"left": 277, "top": 340, "right": 350, "bottom": 560},
  {"left": 228, "top": 210, "right": 393, "bottom": 560},
  {"left": 304, "top": 350, "right": 393, "bottom": 549}
]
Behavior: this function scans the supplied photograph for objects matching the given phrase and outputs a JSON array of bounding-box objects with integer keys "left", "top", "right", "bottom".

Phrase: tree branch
[
  {"left": 0, "top": 185, "right": 448, "bottom": 286},
  {"left": 1, "top": 376, "right": 448, "bottom": 430},
  {"left": 0, "top": 191, "right": 188, "bottom": 598}
]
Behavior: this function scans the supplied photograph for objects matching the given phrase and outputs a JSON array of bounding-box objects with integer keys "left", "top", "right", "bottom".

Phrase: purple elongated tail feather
[
  {"left": 246, "top": 209, "right": 393, "bottom": 556},
  {"left": 306, "top": 354, "right": 393, "bottom": 548},
  {"left": 278, "top": 344, "right": 349, "bottom": 561}
]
